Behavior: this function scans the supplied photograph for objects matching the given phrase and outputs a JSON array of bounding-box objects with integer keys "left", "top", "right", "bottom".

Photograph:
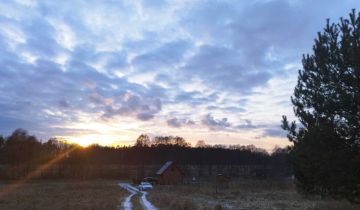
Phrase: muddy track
[{"left": 119, "top": 183, "right": 158, "bottom": 210}]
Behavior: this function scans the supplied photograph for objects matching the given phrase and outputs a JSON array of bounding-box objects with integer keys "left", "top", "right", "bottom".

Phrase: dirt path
[
  {"left": 119, "top": 183, "right": 158, "bottom": 210},
  {"left": 118, "top": 183, "right": 137, "bottom": 210}
]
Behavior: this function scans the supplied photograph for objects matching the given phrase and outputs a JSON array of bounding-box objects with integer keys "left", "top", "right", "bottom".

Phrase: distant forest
[{"left": 0, "top": 129, "right": 290, "bottom": 179}]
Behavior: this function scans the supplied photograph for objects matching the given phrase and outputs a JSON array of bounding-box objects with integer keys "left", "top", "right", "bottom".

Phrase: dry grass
[
  {"left": 130, "top": 194, "right": 143, "bottom": 210},
  {"left": 148, "top": 179, "right": 359, "bottom": 210},
  {"left": 0, "top": 180, "right": 126, "bottom": 210}
]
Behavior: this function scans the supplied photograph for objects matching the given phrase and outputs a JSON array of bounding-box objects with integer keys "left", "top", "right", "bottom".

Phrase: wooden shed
[{"left": 156, "top": 161, "right": 184, "bottom": 185}]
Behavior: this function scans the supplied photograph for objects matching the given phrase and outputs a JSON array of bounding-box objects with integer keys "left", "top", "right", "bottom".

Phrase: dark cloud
[
  {"left": 21, "top": 18, "right": 63, "bottom": 58},
  {"left": 58, "top": 100, "right": 70, "bottom": 108},
  {"left": 166, "top": 117, "right": 195, "bottom": 128},
  {"left": 261, "top": 127, "right": 287, "bottom": 138},
  {"left": 236, "top": 120, "right": 257, "bottom": 129},
  {"left": 201, "top": 113, "right": 231, "bottom": 131},
  {"left": 174, "top": 91, "right": 218, "bottom": 106},
  {"left": 182, "top": 45, "right": 272, "bottom": 93},
  {"left": 102, "top": 92, "right": 162, "bottom": 121},
  {"left": 132, "top": 39, "right": 191, "bottom": 72},
  {"left": 137, "top": 112, "right": 155, "bottom": 121},
  {"left": 144, "top": 84, "right": 168, "bottom": 99},
  {"left": 167, "top": 118, "right": 181, "bottom": 128},
  {"left": 207, "top": 105, "right": 245, "bottom": 113},
  {"left": 69, "top": 45, "right": 127, "bottom": 72}
]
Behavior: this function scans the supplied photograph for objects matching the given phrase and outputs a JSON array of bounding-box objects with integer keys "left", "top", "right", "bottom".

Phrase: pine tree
[{"left": 282, "top": 9, "right": 360, "bottom": 202}]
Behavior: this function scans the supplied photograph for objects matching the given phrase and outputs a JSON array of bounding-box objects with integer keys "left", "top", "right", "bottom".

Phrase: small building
[{"left": 156, "top": 161, "right": 184, "bottom": 185}]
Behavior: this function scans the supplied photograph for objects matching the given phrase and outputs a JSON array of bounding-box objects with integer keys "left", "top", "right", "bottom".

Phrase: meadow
[
  {"left": 148, "top": 179, "right": 359, "bottom": 210},
  {"left": 0, "top": 179, "right": 359, "bottom": 210},
  {"left": 0, "top": 180, "right": 126, "bottom": 210}
]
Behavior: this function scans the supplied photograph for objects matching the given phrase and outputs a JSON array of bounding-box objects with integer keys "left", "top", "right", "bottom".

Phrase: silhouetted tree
[
  {"left": 173, "top": 136, "right": 191, "bottom": 147},
  {"left": 0, "top": 135, "right": 4, "bottom": 149},
  {"left": 3, "top": 129, "right": 42, "bottom": 165},
  {"left": 282, "top": 10, "right": 360, "bottom": 201},
  {"left": 213, "top": 144, "right": 227, "bottom": 149},
  {"left": 152, "top": 136, "right": 191, "bottom": 147},
  {"left": 153, "top": 136, "right": 171, "bottom": 146},
  {"left": 195, "top": 140, "right": 207, "bottom": 148},
  {"left": 134, "top": 134, "right": 150, "bottom": 147}
]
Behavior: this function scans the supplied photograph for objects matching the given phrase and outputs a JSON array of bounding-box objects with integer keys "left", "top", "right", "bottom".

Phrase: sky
[{"left": 0, "top": 0, "right": 359, "bottom": 149}]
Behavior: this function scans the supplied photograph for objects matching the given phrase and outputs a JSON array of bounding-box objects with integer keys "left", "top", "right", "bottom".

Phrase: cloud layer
[{"left": 0, "top": 0, "right": 359, "bottom": 149}]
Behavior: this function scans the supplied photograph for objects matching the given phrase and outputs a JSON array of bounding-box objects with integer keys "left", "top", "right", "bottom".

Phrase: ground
[
  {"left": 0, "top": 179, "right": 358, "bottom": 210},
  {"left": 0, "top": 180, "right": 126, "bottom": 210},
  {"left": 148, "top": 179, "right": 359, "bottom": 210},
  {"left": 118, "top": 183, "right": 154, "bottom": 210}
]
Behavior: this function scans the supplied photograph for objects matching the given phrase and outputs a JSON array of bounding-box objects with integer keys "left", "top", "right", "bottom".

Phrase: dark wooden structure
[{"left": 156, "top": 161, "right": 184, "bottom": 185}]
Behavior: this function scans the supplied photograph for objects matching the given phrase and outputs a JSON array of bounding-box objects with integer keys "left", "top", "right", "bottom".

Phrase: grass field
[
  {"left": 0, "top": 180, "right": 126, "bottom": 210},
  {"left": 148, "top": 179, "right": 359, "bottom": 210},
  {"left": 0, "top": 179, "right": 358, "bottom": 210}
]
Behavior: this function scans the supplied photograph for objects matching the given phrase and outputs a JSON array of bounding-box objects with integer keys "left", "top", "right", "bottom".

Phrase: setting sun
[
  {"left": 68, "top": 135, "right": 98, "bottom": 147},
  {"left": 64, "top": 134, "right": 131, "bottom": 147}
]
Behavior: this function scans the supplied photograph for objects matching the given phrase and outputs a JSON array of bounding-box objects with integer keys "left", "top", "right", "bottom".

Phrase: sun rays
[{"left": 0, "top": 147, "right": 75, "bottom": 199}]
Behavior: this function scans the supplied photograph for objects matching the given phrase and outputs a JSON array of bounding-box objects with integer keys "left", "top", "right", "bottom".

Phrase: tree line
[{"left": 0, "top": 129, "right": 289, "bottom": 179}]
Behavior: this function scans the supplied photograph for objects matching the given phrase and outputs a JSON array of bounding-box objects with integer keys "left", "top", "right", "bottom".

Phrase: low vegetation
[
  {"left": 0, "top": 180, "right": 125, "bottom": 210},
  {"left": 149, "top": 179, "right": 359, "bottom": 210}
]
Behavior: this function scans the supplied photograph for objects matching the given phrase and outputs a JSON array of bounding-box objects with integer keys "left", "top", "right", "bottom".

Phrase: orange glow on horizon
[{"left": 60, "top": 134, "right": 135, "bottom": 148}]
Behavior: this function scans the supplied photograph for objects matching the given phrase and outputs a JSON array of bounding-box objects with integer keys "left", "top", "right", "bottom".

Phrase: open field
[
  {"left": 0, "top": 180, "right": 126, "bottom": 210},
  {"left": 149, "top": 179, "right": 359, "bottom": 210},
  {"left": 0, "top": 179, "right": 358, "bottom": 210}
]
